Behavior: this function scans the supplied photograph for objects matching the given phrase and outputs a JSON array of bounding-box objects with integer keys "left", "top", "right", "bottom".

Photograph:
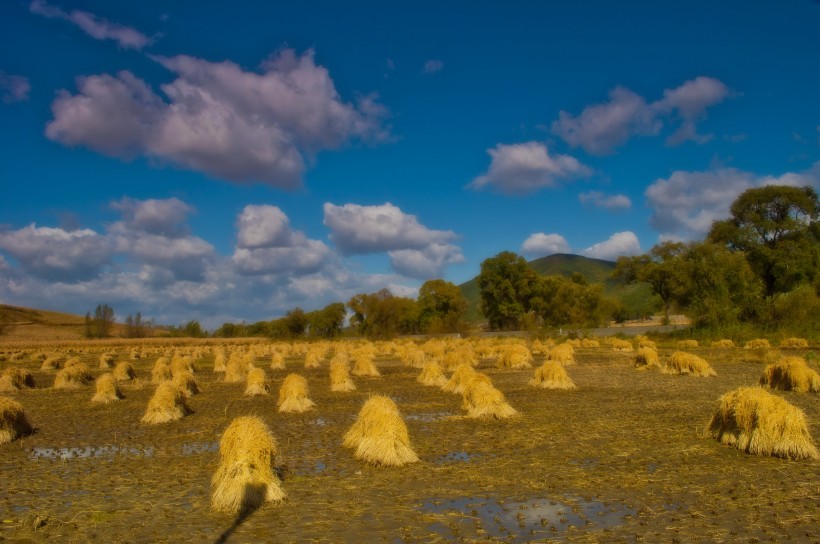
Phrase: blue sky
[{"left": 1, "top": 0, "right": 819, "bottom": 328}]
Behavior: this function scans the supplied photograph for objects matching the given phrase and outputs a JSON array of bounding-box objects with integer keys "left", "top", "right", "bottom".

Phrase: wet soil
[{"left": 0, "top": 345, "right": 818, "bottom": 543}]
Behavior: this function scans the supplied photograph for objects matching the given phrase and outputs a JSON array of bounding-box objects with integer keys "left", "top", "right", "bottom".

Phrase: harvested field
[{"left": 0, "top": 339, "right": 818, "bottom": 542}]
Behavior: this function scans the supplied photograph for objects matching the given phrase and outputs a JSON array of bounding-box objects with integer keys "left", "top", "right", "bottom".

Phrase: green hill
[{"left": 459, "top": 253, "right": 660, "bottom": 323}]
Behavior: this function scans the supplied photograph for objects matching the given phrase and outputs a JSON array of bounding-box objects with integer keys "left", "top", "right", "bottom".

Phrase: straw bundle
[
  {"left": 270, "top": 351, "right": 285, "bottom": 370},
  {"left": 99, "top": 353, "right": 116, "bottom": 369},
  {"left": 277, "top": 374, "right": 315, "bottom": 413},
  {"left": 213, "top": 348, "right": 227, "bottom": 373},
  {"left": 0, "top": 368, "right": 35, "bottom": 392},
  {"left": 40, "top": 355, "right": 62, "bottom": 371},
  {"left": 329, "top": 358, "right": 356, "bottom": 392},
  {"left": 91, "top": 373, "right": 124, "bottom": 403},
  {"left": 495, "top": 344, "right": 533, "bottom": 369},
  {"left": 744, "top": 338, "right": 771, "bottom": 350},
  {"left": 403, "top": 349, "right": 426, "bottom": 368},
  {"left": 351, "top": 353, "right": 380, "bottom": 377},
  {"left": 547, "top": 343, "right": 575, "bottom": 365},
  {"left": 529, "top": 361, "right": 576, "bottom": 390},
  {"left": 779, "top": 337, "right": 809, "bottom": 349},
  {"left": 172, "top": 370, "right": 201, "bottom": 398},
  {"left": 304, "top": 349, "right": 324, "bottom": 369},
  {"left": 225, "top": 352, "right": 250, "bottom": 383},
  {"left": 417, "top": 360, "right": 448, "bottom": 387},
  {"left": 54, "top": 363, "right": 93, "bottom": 389},
  {"left": 580, "top": 338, "right": 600, "bottom": 348},
  {"left": 662, "top": 352, "right": 716, "bottom": 377},
  {"left": 343, "top": 395, "right": 418, "bottom": 466},
  {"left": 760, "top": 357, "right": 819, "bottom": 393},
  {"left": 705, "top": 386, "right": 818, "bottom": 460},
  {"left": 141, "top": 382, "right": 193, "bottom": 424},
  {"left": 244, "top": 368, "right": 270, "bottom": 396},
  {"left": 609, "top": 338, "right": 634, "bottom": 352},
  {"left": 64, "top": 357, "right": 83, "bottom": 369},
  {"left": 711, "top": 339, "right": 735, "bottom": 348},
  {"left": 211, "top": 416, "right": 285, "bottom": 514},
  {"left": 442, "top": 363, "right": 477, "bottom": 394},
  {"left": 113, "top": 361, "right": 137, "bottom": 382},
  {"left": 677, "top": 339, "right": 699, "bottom": 349},
  {"left": 634, "top": 347, "right": 660, "bottom": 370},
  {"left": 151, "top": 357, "right": 173, "bottom": 384},
  {"left": 461, "top": 374, "right": 518, "bottom": 419},
  {"left": 0, "top": 397, "right": 34, "bottom": 444}
]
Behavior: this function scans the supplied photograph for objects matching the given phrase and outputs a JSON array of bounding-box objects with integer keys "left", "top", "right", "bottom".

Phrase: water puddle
[
  {"left": 570, "top": 457, "right": 600, "bottom": 469},
  {"left": 181, "top": 442, "right": 219, "bottom": 455},
  {"left": 406, "top": 412, "right": 453, "bottom": 422},
  {"left": 434, "top": 451, "right": 481, "bottom": 464},
  {"left": 311, "top": 417, "right": 328, "bottom": 426},
  {"left": 29, "top": 445, "right": 156, "bottom": 460},
  {"left": 421, "top": 495, "right": 634, "bottom": 542}
]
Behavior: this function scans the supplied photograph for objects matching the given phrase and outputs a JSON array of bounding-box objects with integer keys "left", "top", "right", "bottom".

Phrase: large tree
[
  {"left": 307, "top": 302, "right": 346, "bottom": 338},
  {"left": 477, "top": 251, "right": 538, "bottom": 330},
  {"left": 615, "top": 241, "right": 688, "bottom": 323},
  {"left": 708, "top": 185, "right": 819, "bottom": 296},
  {"left": 417, "top": 279, "right": 467, "bottom": 333},
  {"left": 347, "top": 289, "right": 419, "bottom": 338},
  {"left": 92, "top": 303, "right": 115, "bottom": 338}
]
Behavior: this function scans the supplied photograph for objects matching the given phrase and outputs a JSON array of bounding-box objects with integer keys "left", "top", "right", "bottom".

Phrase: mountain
[
  {"left": 459, "top": 253, "right": 659, "bottom": 322},
  {"left": 0, "top": 304, "right": 133, "bottom": 341}
]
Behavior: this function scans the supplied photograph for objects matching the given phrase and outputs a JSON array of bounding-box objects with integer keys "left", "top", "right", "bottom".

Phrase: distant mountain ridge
[{"left": 458, "top": 253, "right": 659, "bottom": 322}]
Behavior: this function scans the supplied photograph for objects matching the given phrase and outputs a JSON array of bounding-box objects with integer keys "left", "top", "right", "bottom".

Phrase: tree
[
  {"left": 529, "top": 274, "right": 615, "bottom": 328},
  {"left": 417, "top": 279, "right": 467, "bottom": 333},
  {"left": 283, "top": 307, "right": 307, "bottom": 337},
  {"left": 615, "top": 241, "right": 688, "bottom": 323},
  {"left": 347, "top": 289, "right": 419, "bottom": 338},
  {"left": 91, "top": 304, "right": 115, "bottom": 338},
  {"left": 709, "top": 185, "right": 819, "bottom": 296},
  {"left": 477, "top": 251, "right": 538, "bottom": 330},
  {"left": 307, "top": 302, "right": 346, "bottom": 338}
]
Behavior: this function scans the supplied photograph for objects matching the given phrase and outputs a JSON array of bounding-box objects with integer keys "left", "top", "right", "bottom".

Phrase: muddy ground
[{"left": 0, "top": 344, "right": 818, "bottom": 543}]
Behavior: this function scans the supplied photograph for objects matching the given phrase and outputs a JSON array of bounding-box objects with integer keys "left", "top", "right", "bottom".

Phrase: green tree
[
  {"left": 708, "top": 185, "right": 819, "bottom": 296},
  {"left": 614, "top": 241, "right": 687, "bottom": 323},
  {"left": 417, "top": 279, "right": 467, "bottom": 333},
  {"left": 347, "top": 289, "right": 419, "bottom": 338},
  {"left": 477, "top": 251, "right": 538, "bottom": 330},
  {"left": 92, "top": 303, "right": 115, "bottom": 338},
  {"left": 529, "top": 274, "right": 614, "bottom": 328},
  {"left": 307, "top": 302, "right": 346, "bottom": 338},
  {"left": 283, "top": 307, "right": 307, "bottom": 337}
]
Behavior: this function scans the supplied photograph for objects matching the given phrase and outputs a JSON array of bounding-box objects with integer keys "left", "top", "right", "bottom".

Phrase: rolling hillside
[{"left": 459, "top": 253, "right": 660, "bottom": 323}]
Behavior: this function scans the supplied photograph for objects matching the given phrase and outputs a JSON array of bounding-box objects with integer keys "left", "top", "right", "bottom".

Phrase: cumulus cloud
[
  {"left": 111, "top": 197, "right": 192, "bottom": 237},
  {"left": 521, "top": 233, "right": 571, "bottom": 258},
  {"left": 645, "top": 162, "right": 820, "bottom": 240},
  {"left": 235, "top": 205, "right": 294, "bottom": 249},
  {"left": 30, "top": 0, "right": 153, "bottom": 50},
  {"left": 388, "top": 243, "right": 464, "bottom": 279},
  {"left": 552, "top": 76, "right": 729, "bottom": 154},
  {"left": 578, "top": 191, "right": 632, "bottom": 210},
  {"left": 323, "top": 202, "right": 456, "bottom": 254},
  {"left": 0, "top": 224, "right": 111, "bottom": 281},
  {"left": 45, "top": 49, "right": 390, "bottom": 188},
  {"left": 422, "top": 59, "right": 444, "bottom": 74},
  {"left": 0, "top": 71, "right": 30, "bottom": 103},
  {"left": 581, "top": 231, "right": 641, "bottom": 261},
  {"left": 468, "top": 141, "right": 591, "bottom": 194}
]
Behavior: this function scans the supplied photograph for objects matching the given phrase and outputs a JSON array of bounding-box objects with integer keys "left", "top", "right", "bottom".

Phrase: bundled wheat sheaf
[
  {"left": 141, "top": 382, "right": 193, "bottom": 424},
  {"left": 461, "top": 373, "right": 518, "bottom": 419},
  {"left": 211, "top": 416, "right": 285, "bottom": 514},
  {"left": 343, "top": 395, "right": 418, "bottom": 466},
  {"left": 0, "top": 368, "right": 36, "bottom": 392},
  {"left": 40, "top": 355, "right": 62, "bottom": 371},
  {"left": 711, "top": 339, "right": 735, "bottom": 348},
  {"left": 608, "top": 338, "right": 634, "bottom": 352},
  {"left": 91, "top": 373, "right": 124, "bottom": 403},
  {"left": 417, "top": 360, "right": 448, "bottom": 387},
  {"left": 705, "top": 386, "right": 818, "bottom": 460},
  {"left": 113, "top": 361, "right": 137, "bottom": 382},
  {"left": 172, "top": 370, "right": 201, "bottom": 398},
  {"left": 213, "top": 348, "right": 227, "bottom": 373},
  {"left": 0, "top": 396, "right": 34, "bottom": 444},
  {"left": 662, "top": 352, "right": 716, "bottom": 377},
  {"left": 225, "top": 352, "right": 250, "bottom": 383},
  {"left": 54, "top": 363, "right": 93, "bottom": 389},
  {"left": 496, "top": 344, "right": 533, "bottom": 369},
  {"left": 634, "top": 347, "right": 660, "bottom": 370},
  {"left": 277, "top": 374, "right": 315, "bottom": 413},
  {"left": 637, "top": 336, "right": 657, "bottom": 350},
  {"left": 329, "top": 358, "right": 356, "bottom": 392},
  {"left": 99, "top": 352, "right": 116, "bottom": 369},
  {"left": 442, "top": 363, "right": 477, "bottom": 394},
  {"left": 529, "top": 361, "right": 576, "bottom": 390},
  {"left": 151, "top": 357, "right": 173, "bottom": 384},
  {"left": 744, "top": 338, "right": 771, "bottom": 350},
  {"left": 760, "top": 357, "right": 819, "bottom": 393},
  {"left": 580, "top": 338, "right": 600, "bottom": 348},
  {"left": 548, "top": 343, "right": 575, "bottom": 365},
  {"left": 677, "top": 339, "right": 699, "bottom": 349},
  {"left": 351, "top": 352, "right": 380, "bottom": 377},
  {"left": 779, "top": 337, "right": 809, "bottom": 349},
  {"left": 269, "top": 351, "right": 285, "bottom": 370},
  {"left": 244, "top": 368, "right": 270, "bottom": 396}
]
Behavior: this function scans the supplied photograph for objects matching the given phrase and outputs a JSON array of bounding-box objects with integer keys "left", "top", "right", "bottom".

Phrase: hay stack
[
  {"left": 213, "top": 348, "right": 227, "bottom": 373},
  {"left": 442, "top": 363, "right": 477, "bottom": 394},
  {"left": 403, "top": 349, "right": 426, "bottom": 368},
  {"left": 0, "top": 368, "right": 36, "bottom": 392},
  {"left": 744, "top": 338, "right": 771, "bottom": 350},
  {"left": 304, "top": 349, "right": 324, "bottom": 369},
  {"left": 99, "top": 353, "right": 116, "bottom": 369},
  {"left": 634, "top": 347, "right": 660, "bottom": 371},
  {"left": 529, "top": 361, "right": 576, "bottom": 390},
  {"left": 0, "top": 397, "right": 34, "bottom": 444},
  {"left": 329, "top": 358, "right": 356, "bottom": 392},
  {"left": 277, "top": 374, "right": 315, "bottom": 413},
  {"left": 91, "top": 373, "right": 124, "bottom": 403},
  {"left": 662, "top": 352, "right": 716, "bottom": 377},
  {"left": 152, "top": 357, "right": 173, "bottom": 384},
  {"left": 496, "top": 344, "right": 533, "bottom": 369},
  {"left": 113, "top": 362, "right": 137, "bottom": 382},
  {"left": 172, "top": 370, "right": 201, "bottom": 398},
  {"left": 760, "top": 357, "right": 819, "bottom": 393},
  {"left": 780, "top": 337, "right": 809, "bottom": 349},
  {"left": 705, "top": 386, "right": 818, "bottom": 460},
  {"left": 64, "top": 356, "right": 83, "bottom": 369},
  {"left": 580, "top": 338, "right": 600, "bottom": 348},
  {"left": 225, "top": 352, "right": 250, "bottom": 383},
  {"left": 677, "top": 339, "right": 699, "bottom": 349},
  {"left": 609, "top": 338, "right": 633, "bottom": 352},
  {"left": 243, "top": 368, "right": 270, "bottom": 396},
  {"left": 141, "top": 382, "right": 193, "bottom": 424},
  {"left": 637, "top": 337, "right": 657, "bottom": 350},
  {"left": 41, "top": 355, "right": 62, "bottom": 371},
  {"left": 171, "top": 356, "right": 196, "bottom": 376},
  {"left": 547, "top": 343, "right": 575, "bottom": 365},
  {"left": 54, "top": 364, "right": 93, "bottom": 389},
  {"left": 711, "top": 339, "right": 735, "bottom": 348},
  {"left": 343, "top": 395, "right": 418, "bottom": 466},
  {"left": 417, "top": 360, "right": 448, "bottom": 387},
  {"left": 351, "top": 353, "right": 380, "bottom": 377},
  {"left": 270, "top": 352, "right": 285, "bottom": 370},
  {"left": 211, "top": 416, "right": 285, "bottom": 514},
  {"left": 461, "top": 374, "right": 518, "bottom": 419}
]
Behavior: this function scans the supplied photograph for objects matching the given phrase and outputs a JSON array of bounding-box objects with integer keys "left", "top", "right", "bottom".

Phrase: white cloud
[
  {"left": 578, "top": 191, "right": 632, "bottom": 210},
  {"left": 388, "top": 243, "right": 464, "bottom": 279},
  {"left": 552, "top": 76, "right": 730, "bottom": 154},
  {"left": 0, "top": 224, "right": 111, "bottom": 281},
  {"left": 30, "top": 0, "right": 153, "bottom": 50},
  {"left": 0, "top": 71, "right": 30, "bottom": 103},
  {"left": 521, "top": 233, "right": 571, "bottom": 258},
  {"left": 235, "top": 205, "right": 294, "bottom": 249},
  {"left": 323, "top": 202, "right": 456, "bottom": 254},
  {"left": 581, "top": 231, "right": 641, "bottom": 261},
  {"left": 45, "top": 49, "right": 390, "bottom": 188},
  {"left": 111, "top": 197, "right": 192, "bottom": 237},
  {"left": 468, "top": 141, "right": 591, "bottom": 194},
  {"left": 645, "top": 162, "right": 820, "bottom": 240},
  {"left": 422, "top": 59, "right": 444, "bottom": 74}
]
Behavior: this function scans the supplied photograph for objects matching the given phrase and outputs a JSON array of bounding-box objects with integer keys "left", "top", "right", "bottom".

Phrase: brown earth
[{"left": 0, "top": 343, "right": 818, "bottom": 543}]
